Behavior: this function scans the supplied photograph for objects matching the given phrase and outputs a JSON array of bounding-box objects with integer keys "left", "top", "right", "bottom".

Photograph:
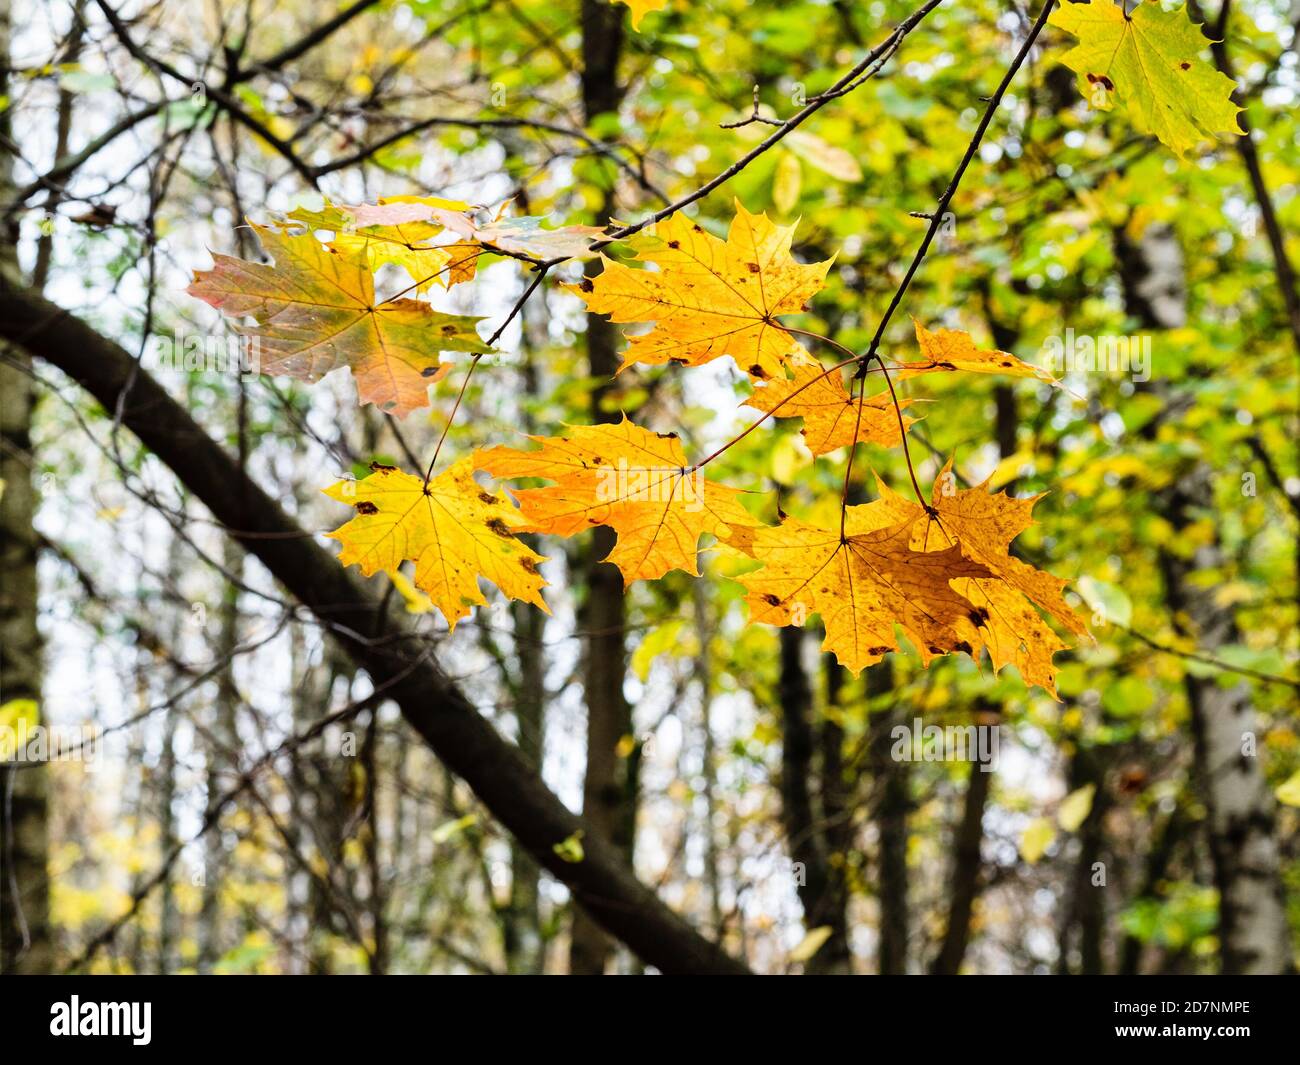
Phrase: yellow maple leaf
[
  {"left": 188, "top": 223, "right": 490, "bottom": 416},
  {"left": 896, "top": 321, "right": 1057, "bottom": 383},
  {"left": 474, "top": 417, "right": 758, "bottom": 584},
  {"left": 1020, "top": 817, "right": 1056, "bottom": 864},
  {"left": 322, "top": 458, "right": 549, "bottom": 629},
  {"left": 1276, "top": 770, "right": 1300, "bottom": 808},
  {"left": 728, "top": 502, "right": 993, "bottom": 674},
  {"left": 614, "top": 0, "right": 668, "bottom": 32},
  {"left": 1049, "top": 0, "right": 1243, "bottom": 159},
  {"left": 570, "top": 201, "right": 831, "bottom": 380},
  {"left": 744, "top": 353, "right": 916, "bottom": 455}
]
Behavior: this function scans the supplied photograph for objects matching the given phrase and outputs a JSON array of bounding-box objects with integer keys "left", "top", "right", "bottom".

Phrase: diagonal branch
[{"left": 0, "top": 277, "right": 750, "bottom": 976}]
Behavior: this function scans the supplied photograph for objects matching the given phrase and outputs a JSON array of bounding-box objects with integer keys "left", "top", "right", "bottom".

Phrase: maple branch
[
  {"left": 417, "top": 266, "right": 550, "bottom": 485},
  {"left": 8, "top": 0, "right": 379, "bottom": 215},
  {"left": 240, "top": 0, "right": 382, "bottom": 78},
  {"left": 825, "top": 0, "right": 1058, "bottom": 527},
  {"left": 591, "top": 0, "right": 947, "bottom": 251},
  {"left": 690, "top": 351, "right": 867, "bottom": 470},
  {"left": 0, "top": 279, "right": 750, "bottom": 976},
  {"left": 451, "top": 0, "right": 946, "bottom": 359},
  {"left": 874, "top": 356, "right": 928, "bottom": 508},
  {"left": 4, "top": 100, "right": 168, "bottom": 214},
  {"left": 91, "top": 0, "right": 322, "bottom": 189},
  {"left": 1118, "top": 627, "right": 1300, "bottom": 692},
  {"left": 314, "top": 115, "right": 667, "bottom": 202},
  {"left": 773, "top": 326, "right": 929, "bottom": 524},
  {"left": 851, "top": 0, "right": 1057, "bottom": 385}
]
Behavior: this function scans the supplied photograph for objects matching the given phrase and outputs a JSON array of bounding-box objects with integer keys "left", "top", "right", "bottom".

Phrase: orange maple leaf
[
  {"left": 872, "top": 464, "right": 1089, "bottom": 696},
  {"left": 895, "top": 320, "right": 1057, "bottom": 383},
  {"left": 569, "top": 201, "right": 831, "bottom": 380},
  {"left": 730, "top": 466, "right": 1086, "bottom": 695},
  {"left": 744, "top": 353, "right": 917, "bottom": 455},
  {"left": 728, "top": 505, "right": 993, "bottom": 674},
  {"left": 474, "top": 417, "right": 758, "bottom": 584}
]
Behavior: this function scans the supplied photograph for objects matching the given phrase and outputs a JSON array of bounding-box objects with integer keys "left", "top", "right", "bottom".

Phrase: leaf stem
[
  {"left": 691, "top": 349, "right": 871, "bottom": 470},
  {"left": 423, "top": 352, "right": 484, "bottom": 489}
]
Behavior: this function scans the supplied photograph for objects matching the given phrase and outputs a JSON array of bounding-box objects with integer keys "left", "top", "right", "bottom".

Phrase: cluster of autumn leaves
[
  {"left": 189, "top": 198, "right": 1085, "bottom": 696},
  {"left": 186, "top": 0, "right": 1247, "bottom": 697}
]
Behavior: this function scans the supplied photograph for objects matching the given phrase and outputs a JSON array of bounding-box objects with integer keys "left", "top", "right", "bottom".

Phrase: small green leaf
[{"left": 552, "top": 830, "right": 585, "bottom": 863}]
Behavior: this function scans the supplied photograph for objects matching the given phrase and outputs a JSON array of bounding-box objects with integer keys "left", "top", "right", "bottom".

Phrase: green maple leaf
[{"left": 1049, "top": 0, "right": 1243, "bottom": 159}]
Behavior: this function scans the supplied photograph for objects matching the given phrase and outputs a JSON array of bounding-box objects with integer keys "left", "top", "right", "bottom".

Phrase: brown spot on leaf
[
  {"left": 746, "top": 262, "right": 760, "bottom": 273},
  {"left": 667, "top": 240, "right": 680, "bottom": 249},
  {"left": 369, "top": 462, "right": 398, "bottom": 473},
  {"left": 421, "top": 365, "right": 441, "bottom": 377},
  {"left": 763, "top": 593, "right": 782, "bottom": 606},
  {"left": 485, "top": 518, "right": 513, "bottom": 538},
  {"left": 519, "top": 557, "right": 540, "bottom": 575},
  {"left": 579, "top": 279, "right": 594, "bottom": 293},
  {"left": 1180, "top": 61, "right": 1190, "bottom": 70},
  {"left": 748, "top": 364, "right": 767, "bottom": 379},
  {"left": 354, "top": 501, "right": 379, "bottom": 515},
  {"left": 478, "top": 491, "right": 500, "bottom": 505}
]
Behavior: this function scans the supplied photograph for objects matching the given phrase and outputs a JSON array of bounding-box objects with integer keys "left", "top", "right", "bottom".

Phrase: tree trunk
[
  {"left": 504, "top": 597, "right": 546, "bottom": 972},
  {"left": 779, "top": 629, "right": 851, "bottom": 971},
  {"left": 867, "top": 660, "right": 909, "bottom": 974},
  {"left": 568, "top": 0, "right": 636, "bottom": 976},
  {"left": 694, "top": 581, "right": 724, "bottom": 937},
  {"left": 0, "top": 0, "right": 51, "bottom": 974},
  {"left": 930, "top": 752, "right": 992, "bottom": 975},
  {"left": 1117, "top": 221, "right": 1292, "bottom": 974},
  {"left": 199, "top": 541, "right": 242, "bottom": 971},
  {"left": 1055, "top": 744, "right": 1110, "bottom": 975},
  {"left": 501, "top": 295, "right": 549, "bottom": 974}
]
